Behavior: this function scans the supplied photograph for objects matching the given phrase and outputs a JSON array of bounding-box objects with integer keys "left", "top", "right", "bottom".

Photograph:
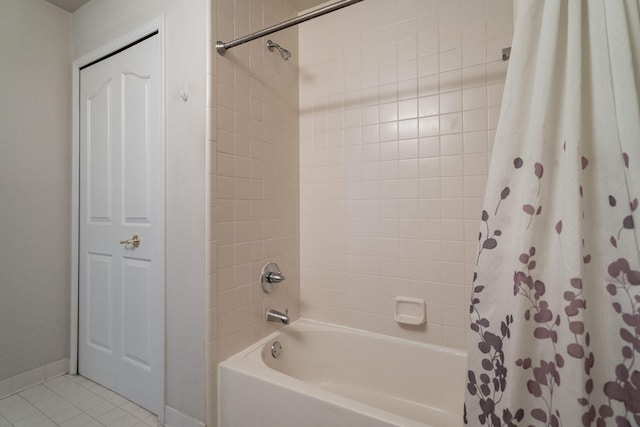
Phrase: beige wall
[
  {"left": 73, "top": 0, "right": 208, "bottom": 422},
  {"left": 0, "top": 0, "right": 72, "bottom": 383},
  {"left": 299, "top": 0, "right": 513, "bottom": 349}
]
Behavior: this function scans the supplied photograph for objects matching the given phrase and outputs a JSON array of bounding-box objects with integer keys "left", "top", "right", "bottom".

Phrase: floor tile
[
  {"left": 0, "top": 377, "right": 159, "bottom": 427},
  {"left": 43, "top": 375, "right": 69, "bottom": 388},
  {"left": 76, "top": 395, "right": 108, "bottom": 413},
  {"left": 118, "top": 401, "right": 140, "bottom": 413},
  {"left": 13, "top": 411, "right": 49, "bottom": 427},
  {"left": 36, "top": 418, "right": 59, "bottom": 427},
  {"left": 60, "top": 412, "right": 93, "bottom": 427},
  {"left": 2, "top": 401, "right": 39, "bottom": 423},
  {"left": 97, "top": 407, "right": 128, "bottom": 425},
  {"left": 86, "top": 400, "right": 117, "bottom": 419},
  {"left": 51, "top": 406, "right": 84, "bottom": 424},
  {"left": 108, "top": 414, "right": 140, "bottom": 427},
  {"left": 18, "top": 385, "right": 49, "bottom": 401},
  {"left": 0, "top": 395, "right": 29, "bottom": 413},
  {"left": 130, "top": 407, "right": 152, "bottom": 420},
  {"left": 33, "top": 393, "right": 73, "bottom": 416},
  {"left": 83, "top": 382, "right": 108, "bottom": 395}
]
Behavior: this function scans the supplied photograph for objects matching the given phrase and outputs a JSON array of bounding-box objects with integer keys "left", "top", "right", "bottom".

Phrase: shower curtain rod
[{"left": 216, "top": 0, "right": 364, "bottom": 56}]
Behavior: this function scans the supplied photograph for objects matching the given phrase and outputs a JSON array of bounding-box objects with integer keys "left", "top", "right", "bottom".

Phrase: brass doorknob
[{"left": 119, "top": 235, "right": 141, "bottom": 248}]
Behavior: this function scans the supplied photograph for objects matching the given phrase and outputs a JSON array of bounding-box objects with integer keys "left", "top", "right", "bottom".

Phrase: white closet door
[{"left": 78, "top": 34, "right": 163, "bottom": 415}]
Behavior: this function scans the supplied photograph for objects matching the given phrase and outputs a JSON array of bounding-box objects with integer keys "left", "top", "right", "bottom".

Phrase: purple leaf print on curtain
[{"left": 464, "top": 1, "right": 640, "bottom": 426}]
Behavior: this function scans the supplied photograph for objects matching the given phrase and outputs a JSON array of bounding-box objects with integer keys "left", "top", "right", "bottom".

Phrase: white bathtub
[{"left": 218, "top": 319, "right": 466, "bottom": 427}]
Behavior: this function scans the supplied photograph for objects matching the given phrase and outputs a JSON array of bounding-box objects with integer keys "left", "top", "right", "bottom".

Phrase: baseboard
[
  {"left": 164, "top": 405, "right": 206, "bottom": 427},
  {"left": 0, "top": 357, "right": 70, "bottom": 399}
]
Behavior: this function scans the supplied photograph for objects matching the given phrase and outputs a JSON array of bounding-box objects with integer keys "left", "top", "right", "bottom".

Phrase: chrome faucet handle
[
  {"left": 261, "top": 262, "right": 285, "bottom": 294},
  {"left": 266, "top": 272, "right": 285, "bottom": 283}
]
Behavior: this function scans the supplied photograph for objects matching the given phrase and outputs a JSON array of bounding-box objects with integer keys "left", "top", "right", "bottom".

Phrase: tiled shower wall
[
  {"left": 299, "top": 0, "right": 513, "bottom": 349},
  {"left": 214, "top": 0, "right": 301, "bottom": 364},
  {"left": 207, "top": 1, "right": 300, "bottom": 424}
]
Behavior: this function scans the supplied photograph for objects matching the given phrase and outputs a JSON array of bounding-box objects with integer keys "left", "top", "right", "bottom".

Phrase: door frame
[{"left": 70, "top": 16, "right": 166, "bottom": 419}]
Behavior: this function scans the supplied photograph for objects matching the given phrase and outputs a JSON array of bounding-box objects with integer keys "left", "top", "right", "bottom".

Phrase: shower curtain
[{"left": 464, "top": 1, "right": 640, "bottom": 426}]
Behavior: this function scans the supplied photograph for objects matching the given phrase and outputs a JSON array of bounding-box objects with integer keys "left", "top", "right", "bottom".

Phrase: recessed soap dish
[{"left": 394, "top": 296, "right": 426, "bottom": 325}]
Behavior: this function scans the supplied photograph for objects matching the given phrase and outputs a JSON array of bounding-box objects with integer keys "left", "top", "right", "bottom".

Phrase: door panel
[
  {"left": 121, "top": 257, "right": 152, "bottom": 369},
  {"left": 86, "top": 253, "right": 112, "bottom": 352},
  {"left": 122, "top": 72, "right": 151, "bottom": 224},
  {"left": 79, "top": 34, "right": 162, "bottom": 415},
  {"left": 87, "top": 80, "right": 112, "bottom": 223}
]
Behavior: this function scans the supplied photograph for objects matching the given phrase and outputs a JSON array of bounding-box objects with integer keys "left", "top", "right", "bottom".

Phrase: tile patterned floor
[{"left": 0, "top": 375, "right": 160, "bottom": 427}]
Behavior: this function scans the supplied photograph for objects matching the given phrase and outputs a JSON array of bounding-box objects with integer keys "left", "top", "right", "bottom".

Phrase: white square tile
[
  {"left": 419, "top": 158, "right": 441, "bottom": 179},
  {"left": 487, "top": 83, "right": 505, "bottom": 107},
  {"left": 440, "top": 112, "right": 462, "bottom": 134},
  {"left": 32, "top": 394, "right": 72, "bottom": 417},
  {"left": 419, "top": 95, "right": 439, "bottom": 117},
  {"left": 419, "top": 74, "right": 440, "bottom": 96},
  {"left": 379, "top": 102, "right": 398, "bottom": 123},
  {"left": 441, "top": 178, "right": 464, "bottom": 198},
  {"left": 487, "top": 13, "right": 513, "bottom": 39},
  {"left": 18, "top": 385, "right": 49, "bottom": 403},
  {"left": 463, "top": 86, "right": 487, "bottom": 110},
  {"left": 108, "top": 413, "right": 140, "bottom": 427},
  {"left": 50, "top": 406, "right": 83, "bottom": 424},
  {"left": 441, "top": 134, "right": 463, "bottom": 156},
  {"left": 130, "top": 406, "right": 153, "bottom": 420},
  {"left": 97, "top": 407, "right": 128, "bottom": 425},
  {"left": 12, "top": 412, "right": 49, "bottom": 427},
  {"left": 419, "top": 136, "right": 440, "bottom": 158},
  {"left": 60, "top": 412, "right": 93, "bottom": 427},
  {"left": 398, "top": 39, "right": 417, "bottom": 62},
  {"left": 440, "top": 69, "right": 462, "bottom": 92},
  {"left": 86, "top": 400, "right": 117, "bottom": 419},
  {"left": 463, "top": 108, "right": 487, "bottom": 132},
  {"left": 399, "top": 119, "right": 418, "bottom": 139},
  {"left": 42, "top": 376, "right": 69, "bottom": 389},
  {"left": 2, "top": 401, "right": 38, "bottom": 424},
  {"left": 399, "top": 138, "right": 418, "bottom": 159},
  {"left": 462, "top": 21, "right": 486, "bottom": 46},
  {"left": 439, "top": 48, "right": 461, "bottom": 72},
  {"left": 418, "top": 34, "right": 438, "bottom": 56},
  {"left": 438, "top": 6, "right": 462, "bottom": 30},
  {"left": 419, "top": 116, "right": 440, "bottom": 137},
  {"left": 398, "top": 99, "right": 418, "bottom": 121},
  {"left": 462, "top": 42, "right": 487, "bottom": 67},
  {"left": 417, "top": 12, "right": 438, "bottom": 34},
  {"left": 75, "top": 394, "right": 107, "bottom": 413},
  {"left": 418, "top": 53, "right": 439, "bottom": 77},
  {"left": 439, "top": 28, "right": 461, "bottom": 51},
  {"left": 464, "top": 152, "right": 488, "bottom": 175},
  {"left": 440, "top": 91, "right": 462, "bottom": 114}
]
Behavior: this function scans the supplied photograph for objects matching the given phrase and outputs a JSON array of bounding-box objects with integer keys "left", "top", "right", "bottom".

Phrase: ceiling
[
  {"left": 44, "top": 0, "right": 89, "bottom": 12},
  {"left": 45, "top": 0, "right": 328, "bottom": 13}
]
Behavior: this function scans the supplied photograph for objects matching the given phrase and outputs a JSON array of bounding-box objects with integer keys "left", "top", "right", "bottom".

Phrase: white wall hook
[{"left": 180, "top": 85, "right": 189, "bottom": 102}]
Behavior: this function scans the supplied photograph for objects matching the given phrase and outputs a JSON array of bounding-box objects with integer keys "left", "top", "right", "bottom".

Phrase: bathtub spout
[{"left": 266, "top": 308, "right": 289, "bottom": 324}]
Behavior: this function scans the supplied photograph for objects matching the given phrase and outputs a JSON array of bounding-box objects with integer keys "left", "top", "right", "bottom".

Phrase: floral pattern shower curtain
[{"left": 465, "top": 1, "right": 640, "bottom": 426}]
